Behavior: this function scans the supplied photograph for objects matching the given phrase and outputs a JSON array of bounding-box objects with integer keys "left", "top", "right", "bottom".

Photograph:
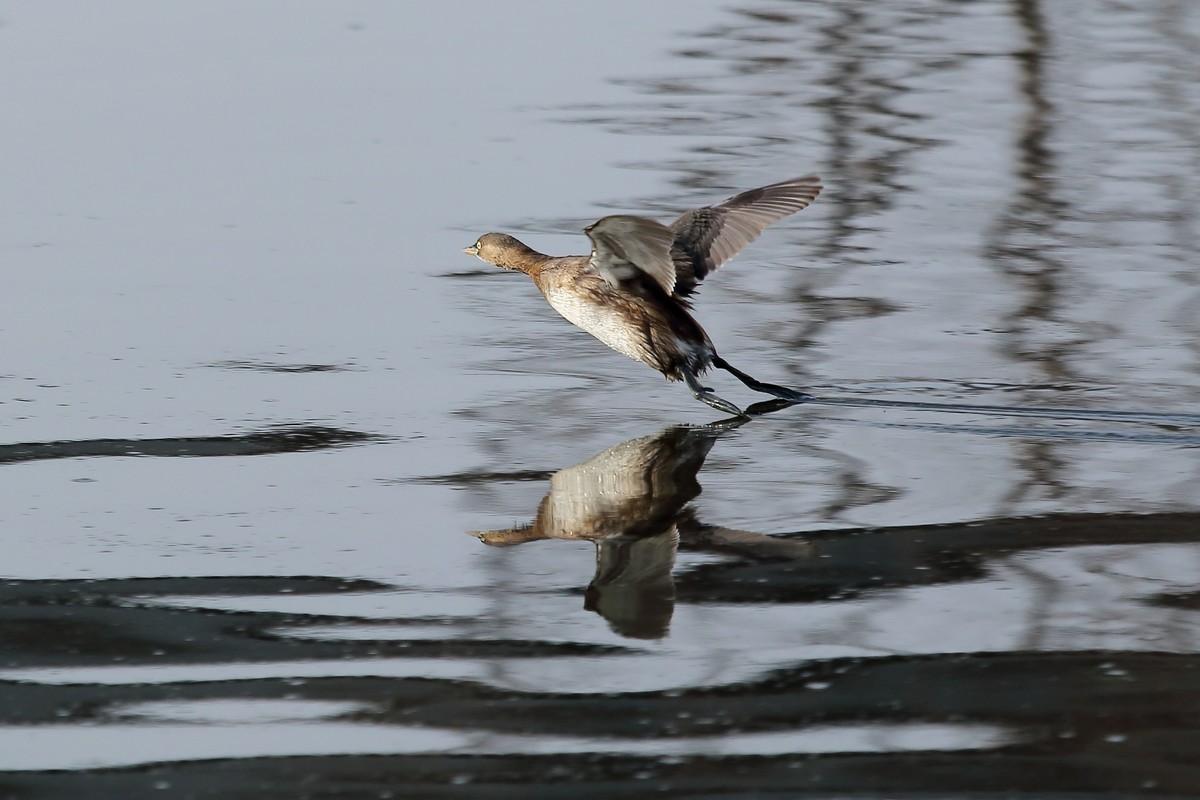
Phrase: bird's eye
[{"left": 474, "top": 241, "right": 482, "bottom": 249}]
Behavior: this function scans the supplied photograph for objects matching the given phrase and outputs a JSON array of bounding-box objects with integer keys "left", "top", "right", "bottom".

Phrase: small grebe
[{"left": 465, "top": 176, "right": 822, "bottom": 416}]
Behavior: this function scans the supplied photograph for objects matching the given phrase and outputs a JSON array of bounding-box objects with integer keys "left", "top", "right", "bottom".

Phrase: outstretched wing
[
  {"left": 670, "top": 175, "right": 822, "bottom": 297},
  {"left": 584, "top": 214, "right": 677, "bottom": 296}
]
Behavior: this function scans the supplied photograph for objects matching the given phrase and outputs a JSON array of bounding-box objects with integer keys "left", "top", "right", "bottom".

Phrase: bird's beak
[{"left": 463, "top": 245, "right": 479, "bottom": 256}]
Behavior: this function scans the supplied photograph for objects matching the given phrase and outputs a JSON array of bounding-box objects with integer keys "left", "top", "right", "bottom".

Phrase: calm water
[{"left": 3, "top": 1, "right": 1200, "bottom": 796}]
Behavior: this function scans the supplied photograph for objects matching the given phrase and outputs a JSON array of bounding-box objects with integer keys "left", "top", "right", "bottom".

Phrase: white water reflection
[
  {"left": 110, "top": 698, "right": 372, "bottom": 724},
  {"left": 0, "top": 721, "right": 1011, "bottom": 772}
]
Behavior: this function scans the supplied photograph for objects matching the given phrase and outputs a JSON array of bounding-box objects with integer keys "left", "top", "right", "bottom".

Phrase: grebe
[{"left": 464, "top": 176, "right": 821, "bottom": 416}]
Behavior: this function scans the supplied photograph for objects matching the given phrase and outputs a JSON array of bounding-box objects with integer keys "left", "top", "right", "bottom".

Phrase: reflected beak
[
  {"left": 463, "top": 245, "right": 479, "bottom": 256},
  {"left": 469, "top": 528, "right": 536, "bottom": 546}
]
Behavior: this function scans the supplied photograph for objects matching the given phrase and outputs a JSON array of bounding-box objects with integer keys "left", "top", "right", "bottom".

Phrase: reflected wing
[
  {"left": 670, "top": 175, "right": 822, "bottom": 297},
  {"left": 584, "top": 215, "right": 677, "bottom": 296}
]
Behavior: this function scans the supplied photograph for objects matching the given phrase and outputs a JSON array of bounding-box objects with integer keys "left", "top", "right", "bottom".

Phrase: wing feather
[{"left": 670, "top": 175, "right": 822, "bottom": 297}]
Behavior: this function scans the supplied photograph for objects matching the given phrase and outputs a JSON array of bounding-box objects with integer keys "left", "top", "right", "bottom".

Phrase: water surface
[{"left": 2, "top": 1, "right": 1199, "bottom": 796}]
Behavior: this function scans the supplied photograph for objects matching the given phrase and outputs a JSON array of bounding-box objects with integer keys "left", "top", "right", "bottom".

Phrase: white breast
[{"left": 542, "top": 286, "right": 649, "bottom": 364}]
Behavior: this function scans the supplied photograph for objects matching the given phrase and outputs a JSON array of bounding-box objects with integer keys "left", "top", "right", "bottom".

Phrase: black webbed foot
[
  {"left": 680, "top": 366, "right": 748, "bottom": 418},
  {"left": 711, "top": 355, "right": 813, "bottom": 403}
]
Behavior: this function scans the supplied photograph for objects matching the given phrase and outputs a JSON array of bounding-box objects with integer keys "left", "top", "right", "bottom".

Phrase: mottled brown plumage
[{"left": 464, "top": 176, "right": 823, "bottom": 416}]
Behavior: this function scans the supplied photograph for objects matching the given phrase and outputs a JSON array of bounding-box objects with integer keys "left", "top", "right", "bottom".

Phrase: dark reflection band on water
[{"left": 0, "top": 426, "right": 382, "bottom": 465}]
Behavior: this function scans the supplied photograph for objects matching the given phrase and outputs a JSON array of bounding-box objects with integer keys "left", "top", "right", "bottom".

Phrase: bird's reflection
[{"left": 473, "top": 401, "right": 811, "bottom": 639}]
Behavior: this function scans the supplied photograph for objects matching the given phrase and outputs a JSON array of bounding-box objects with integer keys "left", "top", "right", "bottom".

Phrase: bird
[{"left": 463, "top": 176, "right": 822, "bottom": 417}]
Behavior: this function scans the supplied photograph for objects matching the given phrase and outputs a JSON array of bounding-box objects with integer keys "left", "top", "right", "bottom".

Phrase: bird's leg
[
  {"left": 680, "top": 365, "right": 748, "bottom": 418},
  {"left": 712, "top": 355, "right": 813, "bottom": 403}
]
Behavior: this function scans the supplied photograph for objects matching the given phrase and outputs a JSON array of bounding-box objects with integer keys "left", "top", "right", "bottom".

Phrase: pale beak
[{"left": 463, "top": 245, "right": 479, "bottom": 256}]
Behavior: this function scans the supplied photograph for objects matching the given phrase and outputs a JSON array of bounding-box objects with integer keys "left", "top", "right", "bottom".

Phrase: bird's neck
[{"left": 500, "top": 240, "right": 554, "bottom": 275}]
